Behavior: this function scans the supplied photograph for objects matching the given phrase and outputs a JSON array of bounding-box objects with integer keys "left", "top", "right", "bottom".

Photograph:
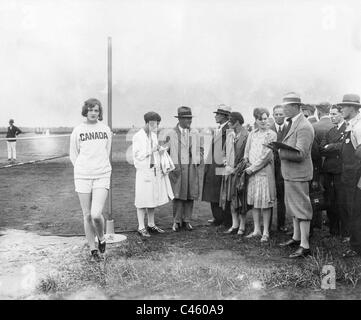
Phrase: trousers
[
  {"left": 173, "top": 199, "right": 194, "bottom": 224},
  {"left": 7, "top": 141, "right": 16, "bottom": 160}
]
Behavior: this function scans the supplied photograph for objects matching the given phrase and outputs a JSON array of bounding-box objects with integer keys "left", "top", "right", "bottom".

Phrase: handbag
[{"left": 309, "top": 185, "right": 328, "bottom": 212}]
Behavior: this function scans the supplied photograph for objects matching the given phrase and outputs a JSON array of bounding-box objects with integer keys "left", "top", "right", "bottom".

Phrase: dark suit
[
  {"left": 202, "top": 122, "right": 231, "bottom": 226},
  {"left": 341, "top": 128, "right": 361, "bottom": 251},
  {"left": 320, "top": 122, "right": 346, "bottom": 235},
  {"left": 270, "top": 123, "right": 287, "bottom": 229},
  {"left": 311, "top": 117, "right": 334, "bottom": 229}
]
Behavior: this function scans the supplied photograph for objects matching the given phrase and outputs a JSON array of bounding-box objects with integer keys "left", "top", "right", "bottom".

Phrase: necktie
[
  {"left": 283, "top": 118, "right": 292, "bottom": 136},
  {"left": 277, "top": 125, "right": 283, "bottom": 141}
]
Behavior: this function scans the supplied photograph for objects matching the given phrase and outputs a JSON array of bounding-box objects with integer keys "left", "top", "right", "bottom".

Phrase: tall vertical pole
[
  {"left": 108, "top": 36, "right": 113, "bottom": 220},
  {"left": 105, "top": 36, "right": 126, "bottom": 243}
]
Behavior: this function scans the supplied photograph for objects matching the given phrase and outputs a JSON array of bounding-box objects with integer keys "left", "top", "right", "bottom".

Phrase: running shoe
[
  {"left": 147, "top": 225, "right": 165, "bottom": 234},
  {"left": 138, "top": 228, "right": 151, "bottom": 237},
  {"left": 98, "top": 238, "right": 106, "bottom": 253},
  {"left": 91, "top": 250, "right": 101, "bottom": 262}
]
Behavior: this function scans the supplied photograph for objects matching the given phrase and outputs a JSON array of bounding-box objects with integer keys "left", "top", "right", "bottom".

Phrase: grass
[{"left": 35, "top": 225, "right": 361, "bottom": 299}]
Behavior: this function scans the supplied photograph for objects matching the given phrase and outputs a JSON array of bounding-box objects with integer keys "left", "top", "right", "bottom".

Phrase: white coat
[{"left": 132, "top": 128, "right": 174, "bottom": 208}]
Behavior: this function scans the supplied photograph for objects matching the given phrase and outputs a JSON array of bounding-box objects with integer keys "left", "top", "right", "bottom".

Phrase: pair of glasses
[{"left": 258, "top": 118, "right": 268, "bottom": 121}]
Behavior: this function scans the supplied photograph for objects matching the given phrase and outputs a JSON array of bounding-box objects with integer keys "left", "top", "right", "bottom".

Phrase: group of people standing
[{"left": 70, "top": 92, "right": 361, "bottom": 261}]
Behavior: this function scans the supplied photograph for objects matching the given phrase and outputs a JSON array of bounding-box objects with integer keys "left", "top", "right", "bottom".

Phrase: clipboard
[{"left": 263, "top": 141, "right": 298, "bottom": 152}]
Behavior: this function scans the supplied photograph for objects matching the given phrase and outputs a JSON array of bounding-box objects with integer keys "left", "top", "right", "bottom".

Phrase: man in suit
[
  {"left": 167, "top": 106, "right": 203, "bottom": 232},
  {"left": 202, "top": 104, "right": 232, "bottom": 227},
  {"left": 310, "top": 103, "right": 334, "bottom": 231},
  {"left": 270, "top": 105, "right": 288, "bottom": 232},
  {"left": 320, "top": 105, "right": 346, "bottom": 236},
  {"left": 336, "top": 94, "right": 361, "bottom": 257},
  {"left": 277, "top": 92, "right": 315, "bottom": 258}
]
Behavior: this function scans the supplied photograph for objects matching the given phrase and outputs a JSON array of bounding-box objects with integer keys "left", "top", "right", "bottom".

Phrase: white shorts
[{"left": 75, "top": 177, "right": 110, "bottom": 193}]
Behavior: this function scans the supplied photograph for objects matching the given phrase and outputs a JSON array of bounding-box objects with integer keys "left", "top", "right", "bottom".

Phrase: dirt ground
[
  {"left": 0, "top": 159, "right": 211, "bottom": 235},
  {"left": 1, "top": 158, "right": 361, "bottom": 300}
]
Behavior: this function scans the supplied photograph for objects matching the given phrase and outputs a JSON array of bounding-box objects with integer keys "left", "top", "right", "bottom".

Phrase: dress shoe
[
  {"left": 343, "top": 249, "right": 359, "bottom": 258},
  {"left": 279, "top": 238, "right": 301, "bottom": 247},
  {"left": 277, "top": 226, "right": 288, "bottom": 233},
  {"left": 172, "top": 223, "right": 180, "bottom": 232},
  {"left": 223, "top": 227, "right": 238, "bottom": 235},
  {"left": 184, "top": 222, "right": 193, "bottom": 231},
  {"left": 289, "top": 246, "right": 311, "bottom": 258}
]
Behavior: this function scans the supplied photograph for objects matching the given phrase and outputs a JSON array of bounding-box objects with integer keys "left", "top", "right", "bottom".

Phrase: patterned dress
[{"left": 245, "top": 129, "right": 276, "bottom": 209}]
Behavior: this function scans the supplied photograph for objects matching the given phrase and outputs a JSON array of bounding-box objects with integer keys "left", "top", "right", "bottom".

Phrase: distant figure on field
[{"left": 6, "top": 119, "right": 22, "bottom": 162}]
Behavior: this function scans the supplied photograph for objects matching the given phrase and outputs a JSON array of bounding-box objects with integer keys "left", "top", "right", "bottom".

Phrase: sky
[{"left": 1, "top": 0, "right": 361, "bottom": 128}]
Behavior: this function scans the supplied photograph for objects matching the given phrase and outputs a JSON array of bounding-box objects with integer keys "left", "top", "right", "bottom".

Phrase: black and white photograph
[{"left": 1, "top": 0, "right": 361, "bottom": 302}]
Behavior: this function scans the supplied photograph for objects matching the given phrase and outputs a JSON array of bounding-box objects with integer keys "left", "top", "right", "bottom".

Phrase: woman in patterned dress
[{"left": 244, "top": 108, "right": 276, "bottom": 242}]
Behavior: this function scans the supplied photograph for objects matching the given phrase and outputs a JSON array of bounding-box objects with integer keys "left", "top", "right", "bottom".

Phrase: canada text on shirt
[{"left": 79, "top": 131, "right": 109, "bottom": 141}]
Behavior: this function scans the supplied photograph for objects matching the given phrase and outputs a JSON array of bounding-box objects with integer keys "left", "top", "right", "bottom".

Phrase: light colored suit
[
  {"left": 280, "top": 114, "right": 314, "bottom": 181},
  {"left": 279, "top": 113, "right": 315, "bottom": 220}
]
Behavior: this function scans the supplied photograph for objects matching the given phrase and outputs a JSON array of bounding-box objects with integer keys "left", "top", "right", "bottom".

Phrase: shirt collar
[
  {"left": 219, "top": 121, "right": 229, "bottom": 130},
  {"left": 275, "top": 122, "right": 285, "bottom": 130},
  {"left": 337, "top": 120, "right": 345, "bottom": 129},
  {"left": 287, "top": 112, "right": 302, "bottom": 123},
  {"left": 178, "top": 124, "right": 188, "bottom": 134}
]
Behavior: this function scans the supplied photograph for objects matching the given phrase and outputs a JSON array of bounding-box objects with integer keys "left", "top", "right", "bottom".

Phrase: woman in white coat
[{"left": 132, "top": 112, "right": 174, "bottom": 237}]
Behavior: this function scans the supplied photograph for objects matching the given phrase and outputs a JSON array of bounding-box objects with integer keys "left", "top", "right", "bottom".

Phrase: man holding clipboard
[{"left": 266, "top": 92, "right": 315, "bottom": 258}]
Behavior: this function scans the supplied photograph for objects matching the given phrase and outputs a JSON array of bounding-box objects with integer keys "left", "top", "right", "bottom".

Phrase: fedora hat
[
  {"left": 213, "top": 104, "right": 232, "bottom": 115},
  {"left": 281, "top": 92, "right": 303, "bottom": 106},
  {"left": 175, "top": 106, "right": 193, "bottom": 118},
  {"left": 338, "top": 94, "right": 361, "bottom": 108}
]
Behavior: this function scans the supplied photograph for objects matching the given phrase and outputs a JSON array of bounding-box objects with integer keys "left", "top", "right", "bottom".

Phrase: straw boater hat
[
  {"left": 213, "top": 104, "right": 232, "bottom": 115},
  {"left": 337, "top": 94, "right": 361, "bottom": 108},
  {"left": 281, "top": 92, "right": 304, "bottom": 106},
  {"left": 175, "top": 106, "right": 193, "bottom": 118}
]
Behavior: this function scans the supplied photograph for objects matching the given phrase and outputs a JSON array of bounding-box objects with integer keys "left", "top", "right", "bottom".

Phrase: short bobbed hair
[
  {"left": 144, "top": 111, "right": 161, "bottom": 123},
  {"left": 230, "top": 112, "right": 244, "bottom": 125},
  {"left": 81, "top": 98, "right": 103, "bottom": 121},
  {"left": 253, "top": 107, "right": 270, "bottom": 120}
]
